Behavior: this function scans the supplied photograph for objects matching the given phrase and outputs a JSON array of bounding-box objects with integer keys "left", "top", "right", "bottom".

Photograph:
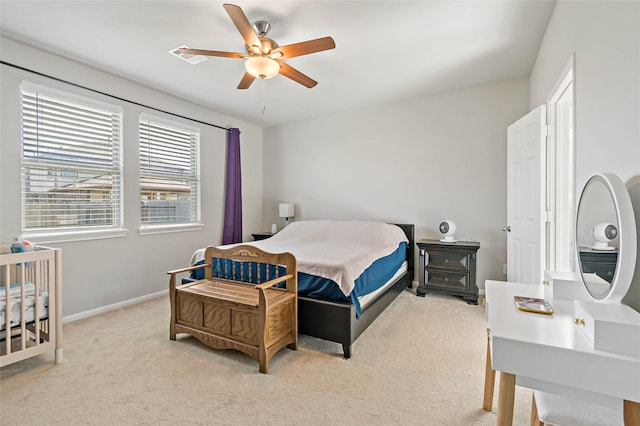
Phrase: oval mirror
[{"left": 575, "top": 173, "right": 637, "bottom": 303}]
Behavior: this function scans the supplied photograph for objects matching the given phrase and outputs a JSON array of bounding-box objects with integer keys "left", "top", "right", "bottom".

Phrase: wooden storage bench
[{"left": 168, "top": 245, "right": 297, "bottom": 374}]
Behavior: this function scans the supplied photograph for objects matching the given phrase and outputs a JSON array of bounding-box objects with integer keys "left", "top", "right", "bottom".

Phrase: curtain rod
[{"left": 1, "top": 60, "right": 232, "bottom": 132}]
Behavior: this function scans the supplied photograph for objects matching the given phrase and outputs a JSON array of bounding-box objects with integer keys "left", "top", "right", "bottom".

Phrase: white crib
[{"left": 0, "top": 244, "right": 63, "bottom": 367}]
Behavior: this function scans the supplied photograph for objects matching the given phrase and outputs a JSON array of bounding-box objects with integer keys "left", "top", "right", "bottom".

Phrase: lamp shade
[
  {"left": 245, "top": 57, "right": 280, "bottom": 79},
  {"left": 279, "top": 203, "right": 295, "bottom": 218}
]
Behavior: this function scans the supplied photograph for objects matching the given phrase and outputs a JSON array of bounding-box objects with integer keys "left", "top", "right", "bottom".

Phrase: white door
[
  {"left": 547, "top": 61, "right": 576, "bottom": 273},
  {"left": 506, "top": 106, "right": 546, "bottom": 284}
]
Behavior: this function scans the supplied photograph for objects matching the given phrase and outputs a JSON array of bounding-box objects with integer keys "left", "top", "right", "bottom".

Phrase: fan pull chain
[{"left": 261, "top": 79, "right": 267, "bottom": 115}]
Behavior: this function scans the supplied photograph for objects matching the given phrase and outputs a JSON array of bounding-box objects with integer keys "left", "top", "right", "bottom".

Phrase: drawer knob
[{"left": 573, "top": 317, "right": 585, "bottom": 326}]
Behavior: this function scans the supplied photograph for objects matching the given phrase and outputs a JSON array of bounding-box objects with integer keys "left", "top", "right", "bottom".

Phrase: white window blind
[
  {"left": 21, "top": 85, "right": 123, "bottom": 233},
  {"left": 139, "top": 115, "right": 200, "bottom": 226}
]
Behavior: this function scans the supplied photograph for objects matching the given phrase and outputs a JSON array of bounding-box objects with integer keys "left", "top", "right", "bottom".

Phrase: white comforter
[{"left": 190, "top": 220, "right": 408, "bottom": 297}]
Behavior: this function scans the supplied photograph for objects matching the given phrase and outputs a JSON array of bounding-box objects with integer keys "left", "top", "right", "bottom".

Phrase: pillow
[{"left": 10, "top": 240, "right": 36, "bottom": 267}]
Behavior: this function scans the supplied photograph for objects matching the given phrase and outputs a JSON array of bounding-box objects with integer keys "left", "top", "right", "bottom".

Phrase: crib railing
[{"left": 0, "top": 244, "right": 63, "bottom": 367}]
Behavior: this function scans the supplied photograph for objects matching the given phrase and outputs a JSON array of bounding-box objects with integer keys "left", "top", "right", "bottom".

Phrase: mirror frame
[{"left": 576, "top": 173, "right": 637, "bottom": 303}]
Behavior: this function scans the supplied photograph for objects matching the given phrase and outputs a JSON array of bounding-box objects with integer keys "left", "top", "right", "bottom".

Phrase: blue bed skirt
[{"left": 190, "top": 242, "right": 407, "bottom": 318}]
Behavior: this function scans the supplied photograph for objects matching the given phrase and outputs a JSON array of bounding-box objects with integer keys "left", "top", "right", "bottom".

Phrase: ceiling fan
[{"left": 179, "top": 3, "right": 336, "bottom": 89}]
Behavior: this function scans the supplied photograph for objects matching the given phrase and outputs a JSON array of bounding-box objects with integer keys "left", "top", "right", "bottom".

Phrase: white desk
[{"left": 483, "top": 280, "right": 640, "bottom": 425}]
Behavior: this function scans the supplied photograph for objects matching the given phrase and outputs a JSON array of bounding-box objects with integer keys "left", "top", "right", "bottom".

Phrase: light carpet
[{"left": 0, "top": 289, "right": 531, "bottom": 425}]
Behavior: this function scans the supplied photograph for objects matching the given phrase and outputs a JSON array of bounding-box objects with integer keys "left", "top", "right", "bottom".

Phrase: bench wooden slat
[{"left": 179, "top": 279, "right": 292, "bottom": 307}]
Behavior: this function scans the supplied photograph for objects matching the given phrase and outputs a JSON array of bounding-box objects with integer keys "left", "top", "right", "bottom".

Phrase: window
[
  {"left": 20, "top": 83, "right": 124, "bottom": 239},
  {"left": 139, "top": 114, "right": 200, "bottom": 228}
]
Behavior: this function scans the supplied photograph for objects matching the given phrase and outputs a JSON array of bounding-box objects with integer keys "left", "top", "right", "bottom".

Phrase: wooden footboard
[
  {"left": 298, "top": 223, "right": 414, "bottom": 358},
  {"left": 299, "top": 270, "right": 410, "bottom": 358}
]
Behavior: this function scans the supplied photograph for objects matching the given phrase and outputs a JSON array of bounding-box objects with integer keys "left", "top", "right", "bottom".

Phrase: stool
[{"left": 531, "top": 390, "right": 623, "bottom": 426}]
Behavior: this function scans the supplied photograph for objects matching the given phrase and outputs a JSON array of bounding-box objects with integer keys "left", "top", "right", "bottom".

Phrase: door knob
[{"left": 502, "top": 226, "right": 511, "bottom": 232}]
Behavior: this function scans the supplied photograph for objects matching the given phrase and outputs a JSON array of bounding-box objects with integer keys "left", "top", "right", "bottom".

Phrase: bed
[
  {"left": 0, "top": 244, "right": 63, "bottom": 367},
  {"left": 186, "top": 220, "right": 414, "bottom": 358}
]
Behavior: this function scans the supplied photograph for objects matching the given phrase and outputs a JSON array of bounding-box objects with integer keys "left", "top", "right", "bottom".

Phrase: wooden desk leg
[
  {"left": 496, "top": 372, "right": 516, "bottom": 426},
  {"left": 483, "top": 329, "right": 496, "bottom": 411},
  {"left": 624, "top": 400, "right": 640, "bottom": 426}
]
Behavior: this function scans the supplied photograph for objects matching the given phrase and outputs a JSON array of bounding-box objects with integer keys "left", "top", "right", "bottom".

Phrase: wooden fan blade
[
  {"left": 179, "top": 48, "right": 245, "bottom": 59},
  {"left": 237, "top": 72, "right": 256, "bottom": 89},
  {"left": 223, "top": 3, "right": 261, "bottom": 50},
  {"left": 274, "top": 37, "right": 336, "bottom": 59},
  {"left": 279, "top": 62, "right": 317, "bottom": 88}
]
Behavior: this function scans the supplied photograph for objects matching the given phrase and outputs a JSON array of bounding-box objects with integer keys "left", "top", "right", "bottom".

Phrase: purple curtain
[{"left": 221, "top": 128, "right": 243, "bottom": 244}]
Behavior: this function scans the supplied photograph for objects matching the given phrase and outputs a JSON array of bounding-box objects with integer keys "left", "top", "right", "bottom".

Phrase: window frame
[
  {"left": 19, "top": 82, "right": 126, "bottom": 244},
  {"left": 137, "top": 113, "right": 203, "bottom": 235}
]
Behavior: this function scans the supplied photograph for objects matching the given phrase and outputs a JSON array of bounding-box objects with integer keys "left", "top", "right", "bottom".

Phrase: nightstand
[
  {"left": 578, "top": 247, "right": 618, "bottom": 283},
  {"left": 251, "top": 232, "right": 275, "bottom": 241},
  {"left": 416, "top": 239, "right": 480, "bottom": 304}
]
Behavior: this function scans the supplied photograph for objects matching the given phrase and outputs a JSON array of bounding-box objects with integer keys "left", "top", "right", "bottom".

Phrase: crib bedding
[
  {"left": 189, "top": 220, "right": 409, "bottom": 316},
  {"left": 0, "top": 282, "right": 49, "bottom": 331}
]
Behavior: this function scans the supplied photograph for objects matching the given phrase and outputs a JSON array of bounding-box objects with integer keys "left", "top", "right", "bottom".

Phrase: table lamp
[{"left": 279, "top": 203, "right": 295, "bottom": 227}]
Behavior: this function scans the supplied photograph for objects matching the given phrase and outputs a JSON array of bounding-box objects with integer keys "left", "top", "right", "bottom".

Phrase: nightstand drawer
[
  {"left": 579, "top": 262, "right": 615, "bottom": 282},
  {"left": 427, "top": 252, "right": 469, "bottom": 271},
  {"left": 426, "top": 270, "right": 469, "bottom": 289}
]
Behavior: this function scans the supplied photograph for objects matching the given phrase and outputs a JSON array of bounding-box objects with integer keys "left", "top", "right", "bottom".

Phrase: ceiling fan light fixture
[
  {"left": 245, "top": 56, "right": 280, "bottom": 79},
  {"left": 177, "top": 4, "right": 335, "bottom": 89}
]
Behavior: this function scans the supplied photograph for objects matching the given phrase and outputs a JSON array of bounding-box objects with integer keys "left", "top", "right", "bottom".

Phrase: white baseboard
[
  {"left": 63, "top": 289, "right": 168, "bottom": 324},
  {"left": 64, "top": 278, "right": 464, "bottom": 323}
]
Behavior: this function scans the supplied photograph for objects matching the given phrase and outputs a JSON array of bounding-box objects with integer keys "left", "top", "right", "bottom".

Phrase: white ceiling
[{"left": 0, "top": 1, "right": 556, "bottom": 128}]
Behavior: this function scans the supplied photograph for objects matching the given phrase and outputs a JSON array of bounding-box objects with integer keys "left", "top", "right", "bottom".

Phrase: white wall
[
  {"left": 0, "top": 37, "right": 264, "bottom": 317},
  {"left": 529, "top": 1, "right": 640, "bottom": 310},
  {"left": 264, "top": 78, "right": 530, "bottom": 289}
]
